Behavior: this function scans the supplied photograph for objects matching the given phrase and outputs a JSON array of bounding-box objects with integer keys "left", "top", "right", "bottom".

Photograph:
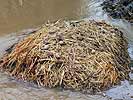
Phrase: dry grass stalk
[{"left": 0, "top": 20, "right": 130, "bottom": 93}]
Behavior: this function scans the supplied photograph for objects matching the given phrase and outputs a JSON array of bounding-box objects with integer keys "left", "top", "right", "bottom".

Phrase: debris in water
[
  {"left": 0, "top": 20, "right": 131, "bottom": 93},
  {"left": 101, "top": 0, "right": 133, "bottom": 23}
]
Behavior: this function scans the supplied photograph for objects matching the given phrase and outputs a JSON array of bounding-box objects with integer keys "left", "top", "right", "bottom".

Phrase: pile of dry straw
[{"left": 0, "top": 20, "right": 131, "bottom": 93}]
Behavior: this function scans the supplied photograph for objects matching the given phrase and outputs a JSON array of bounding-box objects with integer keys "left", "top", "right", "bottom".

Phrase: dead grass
[{"left": 0, "top": 20, "right": 130, "bottom": 93}]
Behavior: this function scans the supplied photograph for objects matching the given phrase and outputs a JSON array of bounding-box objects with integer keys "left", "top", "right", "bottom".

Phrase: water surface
[{"left": 0, "top": 0, "right": 87, "bottom": 35}]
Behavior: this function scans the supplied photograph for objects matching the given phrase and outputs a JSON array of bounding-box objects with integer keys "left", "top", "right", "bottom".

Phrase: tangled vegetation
[
  {"left": 102, "top": 0, "right": 133, "bottom": 23},
  {"left": 0, "top": 20, "right": 130, "bottom": 93}
]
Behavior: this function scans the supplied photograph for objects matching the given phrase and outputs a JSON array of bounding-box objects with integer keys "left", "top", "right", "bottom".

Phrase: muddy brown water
[
  {"left": 0, "top": 0, "right": 133, "bottom": 100},
  {"left": 0, "top": 0, "right": 87, "bottom": 35}
]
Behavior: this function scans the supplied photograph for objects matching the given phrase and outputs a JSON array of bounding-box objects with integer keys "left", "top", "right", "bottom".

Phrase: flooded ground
[
  {"left": 0, "top": 0, "right": 87, "bottom": 35},
  {"left": 0, "top": 0, "right": 133, "bottom": 100}
]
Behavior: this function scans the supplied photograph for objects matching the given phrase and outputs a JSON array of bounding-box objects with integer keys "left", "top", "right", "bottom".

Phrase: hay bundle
[{"left": 0, "top": 20, "right": 130, "bottom": 93}]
